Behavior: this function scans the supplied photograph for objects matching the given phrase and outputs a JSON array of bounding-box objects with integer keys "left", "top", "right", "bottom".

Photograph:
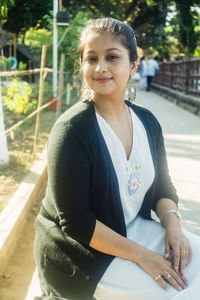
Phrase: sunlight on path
[{"left": 136, "top": 88, "right": 200, "bottom": 235}]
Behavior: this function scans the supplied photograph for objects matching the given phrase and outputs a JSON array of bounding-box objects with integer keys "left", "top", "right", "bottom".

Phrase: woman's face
[{"left": 81, "top": 32, "right": 136, "bottom": 99}]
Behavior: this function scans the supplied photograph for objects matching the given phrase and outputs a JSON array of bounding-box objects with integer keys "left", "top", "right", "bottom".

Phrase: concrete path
[{"left": 136, "top": 87, "right": 200, "bottom": 235}]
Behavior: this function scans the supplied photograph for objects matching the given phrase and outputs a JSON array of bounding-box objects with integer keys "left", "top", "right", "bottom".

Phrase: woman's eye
[
  {"left": 107, "top": 55, "right": 118, "bottom": 60},
  {"left": 86, "top": 57, "right": 97, "bottom": 63}
]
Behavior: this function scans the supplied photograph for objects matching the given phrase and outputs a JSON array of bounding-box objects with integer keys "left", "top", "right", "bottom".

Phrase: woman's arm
[
  {"left": 156, "top": 198, "right": 192, "bottom": 276},
  {"left": 156, "top": 198, "right": 181, "bottom": 230},
  {"left": 47, "top": 121, "right": 96, "bottom": 244},
  {"left": 90, "top": 220, "right": 143, "bottom": 262},
  {"left": 90, "top": 219, "right": 187, "bottom": 292}
]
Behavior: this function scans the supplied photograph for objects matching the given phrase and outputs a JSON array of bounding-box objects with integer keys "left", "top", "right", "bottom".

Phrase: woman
[{"left": 34, "top": 18, "right": 200, "bottom": 300}]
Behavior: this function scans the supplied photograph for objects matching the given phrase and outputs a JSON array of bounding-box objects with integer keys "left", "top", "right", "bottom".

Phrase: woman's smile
[{"left": 94, "top": 76, "right": 112, "bottom": 83}]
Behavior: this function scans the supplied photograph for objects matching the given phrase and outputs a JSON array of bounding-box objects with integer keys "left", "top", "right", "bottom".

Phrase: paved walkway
[{"left": 136, "top": 87, "right": 200, "bottom": 235}]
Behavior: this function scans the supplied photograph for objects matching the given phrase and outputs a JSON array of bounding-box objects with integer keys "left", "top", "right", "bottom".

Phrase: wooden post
[
  {"left": 59, "top": 0, "right": 62, "bottom": 10},
  {"left": 56, "top": 53, "right": 65, "bottom": 119},
  {"left": 0, "top": 77, "right": 9, "bottom": 165},
  {"left": 33, "top": 46, "right": 47, "bottom": 153}
]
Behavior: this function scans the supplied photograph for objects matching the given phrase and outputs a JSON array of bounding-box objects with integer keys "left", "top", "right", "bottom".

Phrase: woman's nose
[{"left": 95, "top": 59, "right": 107, "bottom": 72}]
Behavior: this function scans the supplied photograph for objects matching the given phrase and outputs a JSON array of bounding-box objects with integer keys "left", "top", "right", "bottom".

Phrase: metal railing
[{"left": 153, "top": 58, "right": 200, "bottom": 97}]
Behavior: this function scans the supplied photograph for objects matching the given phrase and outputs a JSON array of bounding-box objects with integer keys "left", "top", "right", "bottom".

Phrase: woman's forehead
[{"left": 82, "top": 32, "right": 126, "bottom": 54}]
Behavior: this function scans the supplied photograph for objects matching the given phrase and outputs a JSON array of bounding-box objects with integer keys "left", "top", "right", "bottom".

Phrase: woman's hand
[
  {"left": 164, "top": 227, "right": 192, "bottom": 276},
  {"left": 137, "top": 248, "right": 188, "bottom": 292},
  {"left": 155, "top": 198, "right": 192, "bottom": 277}
]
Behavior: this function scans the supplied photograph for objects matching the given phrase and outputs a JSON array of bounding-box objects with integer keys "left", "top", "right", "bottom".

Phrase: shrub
[
  {"left": 2, "top": 78, "right": 37, "bottom": 114},
  {"left": 0, "top": 58, "right": 13, "bottom": 71}
]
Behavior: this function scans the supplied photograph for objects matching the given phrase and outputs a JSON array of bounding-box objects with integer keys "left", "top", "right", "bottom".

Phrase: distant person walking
[
  {"left": 146, "top": 56, "right": 159, "bottom": 91},
  {"left": 139, "top": 56, "right": 147, "bottom": 90}
]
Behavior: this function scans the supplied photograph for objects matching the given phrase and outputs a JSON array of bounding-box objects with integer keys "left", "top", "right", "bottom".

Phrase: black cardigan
[{"left": 34, "top": 100, "right": 178, "bottom": 300}]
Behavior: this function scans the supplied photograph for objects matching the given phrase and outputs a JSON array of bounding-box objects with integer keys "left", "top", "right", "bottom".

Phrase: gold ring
[
  {"left": 154, "top": 274, "right": 161, "bottom": 281},
  {"left": 163, "top": 271, "right": 171, "bottom": 279},
  {"left": 180, "top": 250, "right": 188, "bottom": 254}
]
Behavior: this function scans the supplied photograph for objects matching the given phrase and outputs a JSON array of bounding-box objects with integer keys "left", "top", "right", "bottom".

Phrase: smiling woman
[
  {"left": 81, "top": 32, "right": 136, "bottom": 102},
  {"left": 34, "top": 18, "right": 200, "bottom": 300}
]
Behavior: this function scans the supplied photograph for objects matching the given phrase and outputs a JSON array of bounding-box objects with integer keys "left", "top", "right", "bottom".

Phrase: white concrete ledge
[
  {"left": 25, "top": 269, "right": 42, "bottom": 300},
  {"left": 0, "top": 149, "right": 47, "bottom": 275}
]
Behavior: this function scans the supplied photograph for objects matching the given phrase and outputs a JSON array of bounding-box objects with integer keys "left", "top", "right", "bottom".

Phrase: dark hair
[{"left": 78, "top": 18, "right": 138, "bottom": 62}]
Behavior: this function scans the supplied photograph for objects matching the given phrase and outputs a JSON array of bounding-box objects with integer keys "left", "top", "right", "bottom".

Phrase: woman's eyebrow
[
  {"left": 105, "top": 48, "right": 122, "bottom": 52},
  {"left": 86, "top": 48, "right": 122, "bottom": 54}
]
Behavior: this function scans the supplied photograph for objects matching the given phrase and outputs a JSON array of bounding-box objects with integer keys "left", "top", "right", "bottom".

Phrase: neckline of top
[{"left": 95, "top": 107, "right": 135, "bottom": 162}]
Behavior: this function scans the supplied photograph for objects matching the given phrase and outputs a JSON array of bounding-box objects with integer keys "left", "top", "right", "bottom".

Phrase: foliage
[
  {"left": 174, "top": 0, "right": 198, "bottom": 56},
  {"left": 0, "top": 58, "right": 12, "bottom": 71},
  {"left": 2, "top": 0, "right": 53, "bottom": 36},
  {"left": 0, "top": 0, "right": 14, "bottom": 17},
  {"left": 24, "top": 26, "right": 53, "bottom": 66},
  {"left": 2, "top": 78, "right": 37, "bottom": 114},
  {"left": 165, "top": 2, "right": 200, "bottom": 57},
  {"left": 58, "top": 11, "right": 88, "bottom": 75},
  {"left": 25, "top": 27, "right": 52, "bottom": 48},
  {"left": 2, "top": 0, "right": 199, "bottom": 68},
  {"left": 18, "top": 61, "right": 27, "bottom": 70},
  {"left": 24, "top": 11, "right": 88, "bottom": 73},
  {"left": 64, "top": 0, "right": 170, "bottom": 55},
  {"left": 30, "top": 80, "right": 53, "bottom": 101},
  {"left": 65, "top": 0, "right": 199, "bottom": 58}
]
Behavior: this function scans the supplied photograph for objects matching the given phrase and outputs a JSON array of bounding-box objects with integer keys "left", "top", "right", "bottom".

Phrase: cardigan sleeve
[
  {"left": 47, "top": 120, "right": 96, "bottom": 245},
  {"left": 152, "top": 121, "right": 178, "bottom": 210}
]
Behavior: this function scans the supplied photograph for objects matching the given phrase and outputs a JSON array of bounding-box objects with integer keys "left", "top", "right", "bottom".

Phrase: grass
[
  {"left": 0, "top": 86, "right": 79, "bottom": 212},
  {"left": 0, "top": 109, "right": 56, "bottom": 212}
]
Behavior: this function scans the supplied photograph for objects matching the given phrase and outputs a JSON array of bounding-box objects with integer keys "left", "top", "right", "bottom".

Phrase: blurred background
[{"left": 0, "top": 1, "right": 200, "bottom": 299}]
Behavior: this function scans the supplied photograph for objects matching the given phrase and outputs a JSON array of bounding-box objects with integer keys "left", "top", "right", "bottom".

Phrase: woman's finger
[
  {"left": 154, "top": 274, "right": 169, "bottom": 291},
  {"left": 164, "top": 241, "right": 171, "bottom": 259},
  {"left": 163, "top": 270, "right": 184, "bottom": 291},
  {"left": 187, "top": 246, "right": 192, "bottom": 266},
  {"left": 173, "top": 248, "right": 180, "bottom": 272},
  {"left": 180, "top": 249, "right": 189, "bottom": 275},
  {"left": 171, "top": 270, "right": 188, "bottom": 289}
]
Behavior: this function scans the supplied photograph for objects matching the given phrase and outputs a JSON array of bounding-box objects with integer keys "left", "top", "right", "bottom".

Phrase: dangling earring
[
  {"left": 80, "top": 81, "right": 93, "bottom": 101},
  {"left": 126, "top": 76, "right": 136, "bottom": 103}
]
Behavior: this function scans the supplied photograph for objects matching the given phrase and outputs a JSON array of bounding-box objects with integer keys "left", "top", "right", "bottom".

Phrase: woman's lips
[{"left": 95, "top": 77, "right": 111, "bottom": 83}]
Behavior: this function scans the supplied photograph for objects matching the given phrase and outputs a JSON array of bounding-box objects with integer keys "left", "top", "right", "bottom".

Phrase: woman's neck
[{"left": 93, "top": 94, "right": 126, "bottom": 120}]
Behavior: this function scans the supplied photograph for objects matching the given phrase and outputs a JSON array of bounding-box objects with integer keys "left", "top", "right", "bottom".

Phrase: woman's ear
[{"left": 130, "top": 60, "right": 138, "bottom": 76}]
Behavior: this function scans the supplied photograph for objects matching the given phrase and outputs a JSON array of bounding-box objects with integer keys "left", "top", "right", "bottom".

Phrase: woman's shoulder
[
  {"left": 57, "top": 100, "right": 93, "bottom": 125},
  {"left": 52, "top": 100, "right": 94, "bottom": 133},
  {"left": 128, "top": 101, "right": 162, "bottom": 136},
  {"left": 47, "top": 100, "right": 95, "bottom": 150},
  {"left": 128, "top": 102, "right": 159, "bottom": 122}
]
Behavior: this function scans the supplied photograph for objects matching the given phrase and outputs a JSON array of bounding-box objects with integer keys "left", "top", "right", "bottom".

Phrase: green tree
[
  {"left": 64, "top": 0, "right": 200, "bottom": 58},
  {"left": 2, "top": 0, "right": 52, "bottom": 38},
  {"left": 64, "top": 0, "right": 170, "bottom": 54},
  {"left": 0, "top": 0, "right": 14, "bottom": 17},
  {"left": 175, "top": 0, "right": 198, "bottom": 56},
  {"left": 24, "top": 11, "right": 88, "bottom": 74},
  {"left": 58, "top": 11, "right": 88, "bottom": 73}
]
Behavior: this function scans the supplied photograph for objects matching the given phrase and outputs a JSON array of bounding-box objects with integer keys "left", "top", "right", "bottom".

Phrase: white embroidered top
[{"left": 96, "top": 107, "right": 155, "bottom": 225}]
